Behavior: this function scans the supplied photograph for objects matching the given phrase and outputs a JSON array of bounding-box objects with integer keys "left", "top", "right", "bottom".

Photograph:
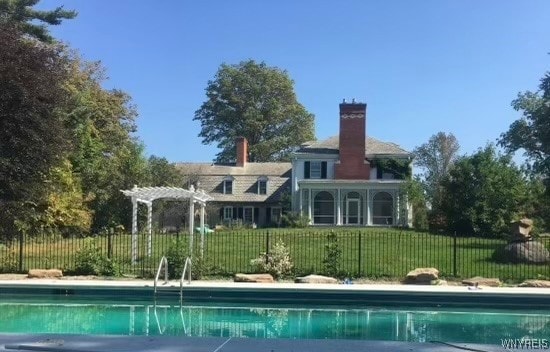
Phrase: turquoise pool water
[{"left": 1, "top": 297, "right": 549, "bottom": 344}]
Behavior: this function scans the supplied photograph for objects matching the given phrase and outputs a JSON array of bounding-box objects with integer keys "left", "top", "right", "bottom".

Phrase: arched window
[
  {"left": 373, "top": 192, "right": 393, "bottom": 225},
  {"left": 314, "top": 191, "right": 334, "bottom": 224}
]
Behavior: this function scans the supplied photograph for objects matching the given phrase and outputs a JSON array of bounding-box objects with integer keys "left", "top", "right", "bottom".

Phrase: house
[
  {"left": 175, "top": 138, "right": 291, "bottom": 228},
  {"left": 175, "top": 100, "right": 412, "bottom": 228},
  {"left": 290, "top": 100, "right": 413, "bottom": 226}
]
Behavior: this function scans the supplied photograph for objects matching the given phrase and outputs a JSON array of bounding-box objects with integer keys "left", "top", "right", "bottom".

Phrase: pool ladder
[{"left": 153, "top": 256, "right": 192, "bottom": 298}]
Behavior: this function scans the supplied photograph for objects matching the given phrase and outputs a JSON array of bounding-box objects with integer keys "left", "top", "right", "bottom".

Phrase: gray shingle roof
[
  {"left": 175, "top": 162, "right": 291, "bottom": 203},
  {"left": 298, "top": 136, "right": 411, "bottom": 157}
]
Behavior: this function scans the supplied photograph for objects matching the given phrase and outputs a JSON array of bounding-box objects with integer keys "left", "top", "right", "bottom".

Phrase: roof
[
  {"left": 297, "top": 136, "right": 411, "bottom": 157},
  {"left": 175, "top": 162, "right": 291, "bottom": 203}
]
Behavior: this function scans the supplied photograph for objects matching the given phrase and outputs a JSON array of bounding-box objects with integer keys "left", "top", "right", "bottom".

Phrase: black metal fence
[{"left": 0, "top": 229, "right": 548, "bottom": 282}]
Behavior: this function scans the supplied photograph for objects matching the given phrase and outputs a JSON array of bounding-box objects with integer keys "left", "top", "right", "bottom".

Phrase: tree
[
  {"left": 194, "top": 60, "right": 315, "bottom": 162},
  {"left": 499, "top": 71, "right": 550, "bottom": 178},
  {"left": 0, "top": 0, "right": 76, "bottom": 42},
  {"left": 439, "top": 145, "right": 531, "bottom": 236},
  {"left": 146, "top": 156, "right": 182, "bottom": 187},
  {"left": 413, "top": 132, "right": 460, "bottom": 209}
]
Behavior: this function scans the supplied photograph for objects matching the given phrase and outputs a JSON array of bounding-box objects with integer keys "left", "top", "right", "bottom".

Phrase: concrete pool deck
[{"left": 0, "top": 278, "right": 548, "bottom": 351}]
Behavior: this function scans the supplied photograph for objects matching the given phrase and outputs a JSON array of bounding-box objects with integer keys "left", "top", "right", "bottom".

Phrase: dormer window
[
  {"left": 257, "top": 176, "right": 268, "bottom": 195},
  {"left": 223, "top": 176, "right": 234, "bottom": 194}
]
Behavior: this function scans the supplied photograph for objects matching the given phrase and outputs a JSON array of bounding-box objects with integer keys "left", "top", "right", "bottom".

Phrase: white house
[{"left": 290, "top": 100, "right": 413, "bottom": 226}]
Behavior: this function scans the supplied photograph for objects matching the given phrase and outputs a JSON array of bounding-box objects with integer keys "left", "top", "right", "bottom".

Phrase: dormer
[
  {"left": 257, "top": 176, "right": 268, "bottom": 195},
  {"left": 223, "top": 176, "right": 234, "bottom": 194}
]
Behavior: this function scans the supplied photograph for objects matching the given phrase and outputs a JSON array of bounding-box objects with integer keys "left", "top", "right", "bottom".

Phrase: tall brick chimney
[
  {"left": 334, "top": 100, "right": 371, "bottom": 179},
  {"left": 236, "top": 137, "right": 248, "bottom": 167}
]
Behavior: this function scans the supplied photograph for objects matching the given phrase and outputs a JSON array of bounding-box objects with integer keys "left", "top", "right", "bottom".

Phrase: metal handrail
[
  {"left": 180, "top": 257, "right": 192, "bottom": 298},
  {"left": 154, "top": 256, "right": 168, "bottom": 295}
]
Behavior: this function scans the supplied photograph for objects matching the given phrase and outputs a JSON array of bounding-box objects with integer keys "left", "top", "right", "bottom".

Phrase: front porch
[{"left": 297, "top": 180, "right": 410, "bottom": 226}]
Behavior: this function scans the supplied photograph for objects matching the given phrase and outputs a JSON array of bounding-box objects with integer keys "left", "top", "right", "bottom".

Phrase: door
[{"left": 346, "top": 199, "right": 360, "bottom": 225}]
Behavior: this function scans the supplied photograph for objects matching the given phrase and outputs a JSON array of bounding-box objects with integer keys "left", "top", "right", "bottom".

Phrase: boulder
[
  {"left": 294, "top": 275, "right": 338, "bottom": 284},
  {"left": 518, "top": 280, "right": 550, "bottom": 288},
  {"left": 402, "top": 268, "right": 439, "bottom": 285},
  {"left": 503, "top": 241, "right": 549, "bottom": 264},
  {"left": 510, "top": 218, "right": 534, "bottom": 241},
  {"left": 28, "top": 269, "right": 63, "bottom": 279},
  {"left": 462, "top": 277, "right": 501, "bottom": 287},
  {"left": 234, "top": 273, "right": 274, "bottom": 283}
]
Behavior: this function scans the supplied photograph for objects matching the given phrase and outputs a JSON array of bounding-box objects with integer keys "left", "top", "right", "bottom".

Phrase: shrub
[
  {"left": 73, "top": 238, "right": 120, "bottom": 276},
  {"left": 0, "top": 252, "right": 18, "bottom": 273},
  {"left": 322, "top": 231, "right": 342, "bottom": 277},
  {"left": 251, "top": 240, "right": 293, "bottom": 279},
  {"left": 280, "top": 212, "right": 310, "bottom": 228},
  {"left": 165, "top": 239, "right": 189, "bottom": 279}
]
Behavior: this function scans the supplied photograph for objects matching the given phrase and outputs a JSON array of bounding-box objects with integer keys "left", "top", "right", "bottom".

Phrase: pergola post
[
  {"left": 188, "top": 197, "right": 194, "bottom": 258},
  {"left": 200, "top": 204, "right": 205, "bottom": 258},
  {"left": 147, "top": 202, "right": 153, "bottom": 257},
  {"left": 131, "top": 197, "right": 138, "bottom": 264}
]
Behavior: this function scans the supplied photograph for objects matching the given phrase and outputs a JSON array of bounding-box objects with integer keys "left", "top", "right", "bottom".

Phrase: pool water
[{"left": 1, "top": 298, "right": 549, "bottom": 344}]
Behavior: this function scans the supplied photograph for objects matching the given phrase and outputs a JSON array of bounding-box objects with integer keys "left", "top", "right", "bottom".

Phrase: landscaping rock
[
  {"left": 510, "top": 218, "right": 534, "bottom": 241},
  {"left": 402, "top": 267, "right": 439, "bottom": 284},
  {"left": 518, "top": 280, "right": 550, "bottom": 288},
  {"left": 28, "top": 269, "right": 63, "bottom": 279},
  {"left": 294, "top": 275, "right": 338, "bottom": 284},
  {"left": 234, "top": 273, "right": 274, "bottom": 283},
  {"left": 462, "top": 277, "right": 501, "bottom": 287},
  {"left": 503, "top": 241, "right": 549, "bottom": 264}
]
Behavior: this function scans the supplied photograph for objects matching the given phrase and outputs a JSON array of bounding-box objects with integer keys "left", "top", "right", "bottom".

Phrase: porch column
[
  {"left": 200, "top": 203, "right": 205, "bottom": 258},
  {"left": 131, "top": 197, "right": 138, "bottom": 264},
  {"left": 366, "top": 189, "right": 371, "bottom": 226},
  {"left": 147, "top": 202, "right": 153, "bottom": 257},
  {"left": 308, "top": 189, "right": 313, "bottom": 225},
  {"left": 336, "top": 188, "right": 342, "bottom": 225}
]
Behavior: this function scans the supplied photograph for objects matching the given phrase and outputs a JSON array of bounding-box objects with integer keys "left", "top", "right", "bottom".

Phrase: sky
[{"left": 39, "top": 0, "right": 550, "bottom": 163}]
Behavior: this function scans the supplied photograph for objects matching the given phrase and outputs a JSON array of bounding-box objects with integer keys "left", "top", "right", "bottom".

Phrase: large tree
[
  {"left": 499, "top": 71, "right": 550, "bottom": 178},
  {"left": 439, "top": 145, "right": 530, "bottom": 236},
  {"left": 194, "top": 60, "right": 315, "bottom": 162},
  {"left": 413, "top": 132, "right": 460, "bottom": 210},
  {"left": 0, "top": 0, "right": 76, "bottom": 42}
]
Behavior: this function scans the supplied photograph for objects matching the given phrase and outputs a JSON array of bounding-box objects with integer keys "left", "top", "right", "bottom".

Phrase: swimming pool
[{"left": 1, "top": 296, "right": 549, "bottom": 344}]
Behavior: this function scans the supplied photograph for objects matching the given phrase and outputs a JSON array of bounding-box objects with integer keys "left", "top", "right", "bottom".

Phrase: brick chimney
[
  {"left": 334, "top": 100, "right": 371, "bottom": 179},
  {"left": 236, "top": 137, "right": 248, "bottom": 167}
]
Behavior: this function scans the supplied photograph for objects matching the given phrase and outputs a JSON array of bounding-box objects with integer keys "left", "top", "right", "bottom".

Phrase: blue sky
[{"left": 40, "top": 0, "right": 549, "bottom": 163}]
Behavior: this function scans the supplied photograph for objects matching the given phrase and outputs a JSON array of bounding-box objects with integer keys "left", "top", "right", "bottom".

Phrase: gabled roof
[
  {"left": 297, "top": 136, "right": 411, "bottom": 157},
  {"left": 174, "top": 162, "right": 291, "bottom": 203}
]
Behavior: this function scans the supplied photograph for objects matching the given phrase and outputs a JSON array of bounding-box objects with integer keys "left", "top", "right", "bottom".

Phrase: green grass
[{"left": 1, "top": 228, "right": 548, "bottom": 282}]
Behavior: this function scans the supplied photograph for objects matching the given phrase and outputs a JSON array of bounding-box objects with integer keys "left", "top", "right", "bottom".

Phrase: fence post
[
  {"left": 18, "top": 230, "right": 24, "bottom": 273},
  {"left": 265, "top": 230, "right": 270, "bottom": 265},
  {"left": 453, "top": 231, "right": 457, "bottom": 277},
  {"left": 107, "top": 228, "right": 113, "bottom": 259},
  {"left": 358, "top": 231, "right": 362, "bottom": 277}
]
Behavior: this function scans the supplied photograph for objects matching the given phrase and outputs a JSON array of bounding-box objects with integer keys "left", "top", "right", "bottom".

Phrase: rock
[
  {"left": 402, "top": 268, "right": 439, "bottom": 284},
  {"left": 462, "top": 277, "right": 501, "bottom": 287},
  {"left": 518, "top": 280, "right": 550, "bottom": 288},
  {"left": 28, "top": 269, "right": 63, "bottom": 278},
  {"left": 503, "top": 241, "right": 549, "bottom": 264},
  {"left": 234, "top": 273, "right": 274, "bottom": 283},
  {"left": 510, "top": 218, "right": 534, "bottom": 241},
  {"left": 435, "top": 279, "right": 448, "bottom": 286},
  {"left": 294, "top": 275, "right": 338, "bottom": 284}
]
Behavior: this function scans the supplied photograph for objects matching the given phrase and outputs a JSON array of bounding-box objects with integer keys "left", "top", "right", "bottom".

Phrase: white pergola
[{"left": 121, "top": 185, "right": 214, "bottom": 264}]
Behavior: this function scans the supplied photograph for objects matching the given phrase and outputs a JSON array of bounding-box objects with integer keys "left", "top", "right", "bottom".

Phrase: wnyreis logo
[{"left": 501, "top": 339, "right": 549, "bottom": 350}]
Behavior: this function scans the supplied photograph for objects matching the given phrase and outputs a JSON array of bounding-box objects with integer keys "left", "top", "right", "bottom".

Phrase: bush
[
  {"left": 322, "top": 231, "right": 342, "bottom": 277},
  {"left": 165, "top": 239, "right": 189, "bottom": 279},
  {"left": 0, "top": 251, "right": 18, "bottom": 273},
  {"left": 280, "top": 212, "right": 310, "bottom": 228},
  {"left": 251, "top": 240, "right": 293, "bottom": 279},
  {"left": 73, "top": 238, "right": 120, "bottom": 276}
]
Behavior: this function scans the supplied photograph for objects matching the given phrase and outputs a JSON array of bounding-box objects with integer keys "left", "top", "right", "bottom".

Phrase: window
[
  {"left": 223, "top": 177, "right": 233, "bottom": 194},
  {"left": 310, "top": 161, "right": 322, "bottom": 178},
  {"left": 243, "top": 206, "right": 254, "bottom": 223},
  {"left": 223, "top": 206, "right": 233, "bottom": 220},
  {"left": 304, "top": 161, "right": 327, "bottom": 179},
  {"left": 257, "top": 177, "right": 268, "bottom": 195},
  {"left": 271, "top": 207, "right": 282, "bottom": 224}
]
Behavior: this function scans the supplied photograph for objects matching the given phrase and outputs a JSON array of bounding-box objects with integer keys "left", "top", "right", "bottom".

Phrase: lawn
[{"left": 1, "top": 228, "right": 548, "bottom": 282}]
